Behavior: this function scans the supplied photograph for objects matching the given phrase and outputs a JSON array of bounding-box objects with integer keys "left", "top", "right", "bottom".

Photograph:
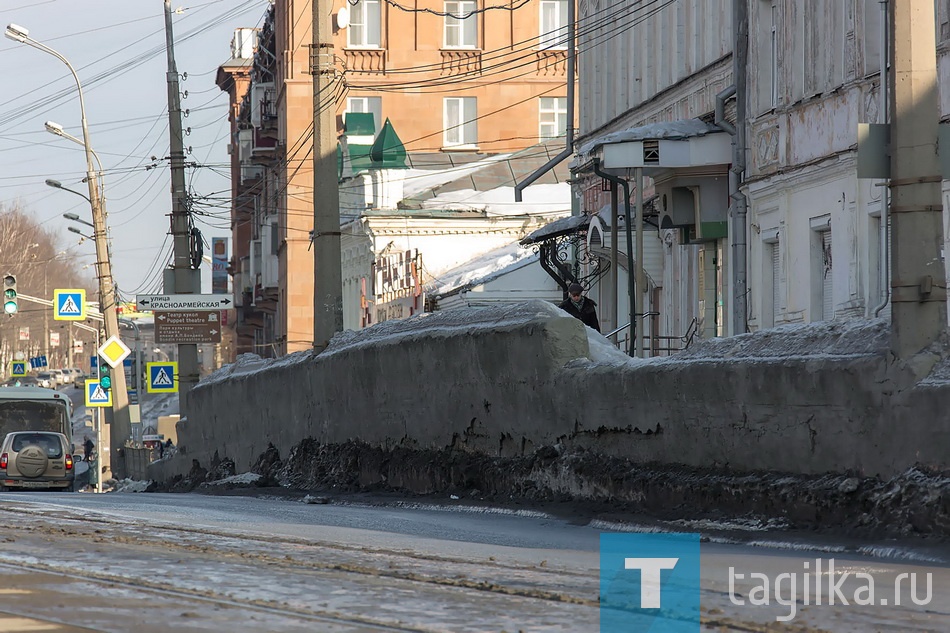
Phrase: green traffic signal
[
  {"left": 2, "top": 274, "right": 16, "bottom": 314},
  {"left": 99, "top": 364, "right": 112, "bottom": 390}
]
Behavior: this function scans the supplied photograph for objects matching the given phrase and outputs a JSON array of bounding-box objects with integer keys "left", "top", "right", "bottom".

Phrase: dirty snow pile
[{"left": 665, "top": 316, "right": 891, "bottom": 361}]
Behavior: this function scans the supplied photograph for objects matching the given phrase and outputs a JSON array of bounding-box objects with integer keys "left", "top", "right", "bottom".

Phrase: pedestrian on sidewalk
[
  {"left": 82, "top": 435, "right": 95, "bottom": 462},
  {"left": 559, "top": 282, "right": 600, "bottom": 332}
]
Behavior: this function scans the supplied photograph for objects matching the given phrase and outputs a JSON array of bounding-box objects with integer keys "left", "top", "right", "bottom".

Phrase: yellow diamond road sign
[{"left": 98, "top": 335, "right": 131, "bottom": 368}]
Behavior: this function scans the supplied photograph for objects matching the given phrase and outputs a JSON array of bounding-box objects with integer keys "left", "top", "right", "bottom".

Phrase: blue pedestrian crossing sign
[
  {"left": 146, "top": 361, "right": 178, "bottom": 393},
  {"left": 9, "top": 361, "right": 26, "bottom": 377},
  {"left": 85, "top": 379, "right": 112, "bottom": 407},
  {"left": 54, "top": 289, "right": 86, "bottom": 321}
]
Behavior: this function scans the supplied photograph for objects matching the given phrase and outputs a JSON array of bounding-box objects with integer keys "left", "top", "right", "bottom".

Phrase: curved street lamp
[
  {"left": 7, "top": 22, "right": 130, "bottom": 480},
  {"left": 45, "top": 178, "right": 90, "bottom": 203},
  {"left": 45, "top": 120, "right": 105, "bottom": 182},
  {"left": 63, "top": 212, "right": 95, "bottom": 228}
]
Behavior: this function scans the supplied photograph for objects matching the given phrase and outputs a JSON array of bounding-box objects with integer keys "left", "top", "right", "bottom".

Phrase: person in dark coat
[
  {"left": 82, "top": 436, "right": 95, "bottom": 461},
  {"left": 559, "top": 282, "right": 600, "bottom": 332}
]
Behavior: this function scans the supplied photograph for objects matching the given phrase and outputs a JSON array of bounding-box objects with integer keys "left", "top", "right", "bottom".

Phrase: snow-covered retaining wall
[{"left": 151, "top": 301, "right": 950, "bottom": 484}]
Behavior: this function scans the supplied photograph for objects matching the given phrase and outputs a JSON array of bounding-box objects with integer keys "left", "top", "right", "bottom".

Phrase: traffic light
[
  {"left": 2, "top": 274, "right": 16, "bottom": 314},
  {"left": 99, "top": 363, "right": 112, "bottom": 390}
]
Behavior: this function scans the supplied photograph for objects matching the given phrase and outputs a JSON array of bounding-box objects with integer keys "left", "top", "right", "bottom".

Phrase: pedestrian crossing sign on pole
[
  {"left": 9, "top": 361, "right": 26, "bottom": 377},
  {"left": 85, "top": 380, "right": 113, "bottom": 407},
  {"left": 53, "top": 289, "right": 86, "bottom": 321},
  {"left": 146, "top": 361, "right": 178, "bottom": 393}
]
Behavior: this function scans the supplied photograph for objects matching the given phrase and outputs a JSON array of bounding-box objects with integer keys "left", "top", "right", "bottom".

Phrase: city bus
[{"left": 0, "top": 387, "right": 73, "bottom": 450}]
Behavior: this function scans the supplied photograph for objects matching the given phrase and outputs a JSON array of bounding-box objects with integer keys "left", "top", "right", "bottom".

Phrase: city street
[{"left": 0, "top": 491, "right": 946, "bottom": 632}]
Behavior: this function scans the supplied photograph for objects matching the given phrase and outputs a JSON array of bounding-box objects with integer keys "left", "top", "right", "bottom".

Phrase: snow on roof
[
  {"left": 574, "top": 118, "right": 722, "bottom": 161},
  {"left": 401, "top": 154, "right": 513, "bottom": 198},
  {"left": 420, "top": 182, "right": 570, "bottom": 216},
  {"left": 426, "top": 240, "right": 538, "bottom": 298},
  {"left": 520, "top": 213, "right": 590, "bottom": 245}
]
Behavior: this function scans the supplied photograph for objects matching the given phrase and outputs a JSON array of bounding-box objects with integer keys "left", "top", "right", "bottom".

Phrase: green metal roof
[
  {"left": 344, "top": 112, "right": 375, "bottom": 136},
  {"left": 370, "top": 118, "right": 407, "bottom": 169}
]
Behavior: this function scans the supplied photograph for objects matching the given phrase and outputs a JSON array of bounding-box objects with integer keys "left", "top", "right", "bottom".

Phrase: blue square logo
[{"left": 600, "top": 533, "right": 701, "bottom": 633}]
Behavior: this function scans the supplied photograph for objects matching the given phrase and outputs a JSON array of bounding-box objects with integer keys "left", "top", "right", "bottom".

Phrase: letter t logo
[{"left": 624, "top": 558, "right": 679, "bottom": 608}]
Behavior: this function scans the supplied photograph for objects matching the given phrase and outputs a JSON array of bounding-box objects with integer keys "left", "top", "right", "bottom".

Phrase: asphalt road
[{"left": 0, "top": 490, "right": 946, "bottom": 632}]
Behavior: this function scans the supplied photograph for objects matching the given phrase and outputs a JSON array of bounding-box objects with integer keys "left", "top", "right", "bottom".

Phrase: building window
[
  {"left": 345, "top": 96, "right": 383, "bottom": 134},
  {"left": 444, "top": 1, "right": 478, "bottom": 49},
  {"left": 539, "top": 0, "right": 568, "bottom": 49},
  {"left": 538, "top": 96, "right": 567, "bottom": 139},
  {"left": 443, "top": 97, "right": 477, "bottom": 147},
  {"left": 348, "top": 0, "right": 381, "bottom": 48}
]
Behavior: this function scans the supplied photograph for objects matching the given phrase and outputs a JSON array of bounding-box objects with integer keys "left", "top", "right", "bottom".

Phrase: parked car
[
  {"left": 0, "top": 431, "right": 79, "bottom": 491},
  {"left": 2, "top": 375, "right": 39, "bottom": 388},
  {"left": 35, "top": 372, "right": 54, "bottom": 389}
]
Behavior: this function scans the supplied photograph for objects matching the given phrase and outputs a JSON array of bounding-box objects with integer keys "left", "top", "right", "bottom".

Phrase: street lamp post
[{"left": 7, "top": 23, "right": 132, "bottom": 480}]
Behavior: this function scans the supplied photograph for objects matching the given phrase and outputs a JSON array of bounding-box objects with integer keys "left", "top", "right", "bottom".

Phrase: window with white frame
[
  {"left": 539, "top": 0, "right": 568, "bottom": 49},
  {"left": 444, "top": 1, "right": 478, "bottom": 49},
  {"left": 345, "top": 96, "right": 383, "bottom": 134},
  {"left": 443, "top": 97, "right": 477, "bottom": 147},
  {"left": 348, "top": 0, "right": 381, "bottom": 48},
  {"left": 538, "top": 97, "right": 567, "bottom": 139}
]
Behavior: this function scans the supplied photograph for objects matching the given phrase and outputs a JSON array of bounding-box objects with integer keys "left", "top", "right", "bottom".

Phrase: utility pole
[
  {"left": 889, "top": 1, "right": 947, "bottom": 361},
  {"left": 164, "top": 0, "right": 199, "bottom": 404},
  {"left": 312, "top": 0, "right": 343, "bottom": 352},
  {"left": 83, "top": 82, "right": 129, "bottom": 483}
]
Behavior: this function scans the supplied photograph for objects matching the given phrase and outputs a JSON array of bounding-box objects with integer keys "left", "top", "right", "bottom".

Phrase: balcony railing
[
  {"left": 535, "top": 49, "right": 567, "bottom": 76},
  {"left": 345, "top": 49, "right": 386, "bottom": 74},
  {"left": 441, "top": 50, "right": 482, "bottom": 76}
]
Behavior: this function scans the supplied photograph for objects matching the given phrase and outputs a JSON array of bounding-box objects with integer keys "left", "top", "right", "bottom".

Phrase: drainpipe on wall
[
  {"left": 609, "top": 180, "right": 619, "bottom": 342},
  {"left": 872, "top": 0, "right": 890, "bottom": 317},
  {"left": 716, "top": 0, "right": 749, "bottom": 335},
  {"left": 594, "top": 159, "right": 636, "bottom": 356},
  {"left": 514, "top": 0, "right": 575, "bottom": 202}
]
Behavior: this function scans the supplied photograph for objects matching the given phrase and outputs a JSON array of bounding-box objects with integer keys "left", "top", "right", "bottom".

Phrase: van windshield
[{"left": 0, "top": 401, "right": 69, "bottom": 437}]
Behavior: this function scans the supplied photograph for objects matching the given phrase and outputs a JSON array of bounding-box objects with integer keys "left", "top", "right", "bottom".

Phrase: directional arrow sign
[
  {"left": 136, "top": 294, "right": 232, "bottom": 312},
  {"left": 154, "top": 311, "right": 222, "bottom": 344}
]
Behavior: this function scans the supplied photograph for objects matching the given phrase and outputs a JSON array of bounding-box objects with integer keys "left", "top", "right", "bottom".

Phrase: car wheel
[{"left": 15, "top": 445, "right": 50, "bottom": 478}]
